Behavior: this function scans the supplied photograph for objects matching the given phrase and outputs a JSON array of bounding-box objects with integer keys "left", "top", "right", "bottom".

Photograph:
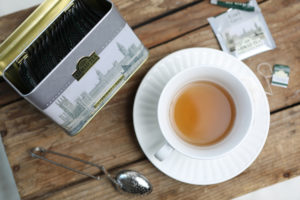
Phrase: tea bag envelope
[{"left": 208, "top": 0, "right": 276, "bottom": 60}]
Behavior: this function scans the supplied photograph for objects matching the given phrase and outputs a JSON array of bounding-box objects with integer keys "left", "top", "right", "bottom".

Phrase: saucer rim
[{"left": 133, "top": 47, "right": 270, "bottom": 185}]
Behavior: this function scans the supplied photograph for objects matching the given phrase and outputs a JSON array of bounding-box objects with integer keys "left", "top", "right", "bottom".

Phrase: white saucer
[{"left": 133, "top": 48, "right": 270, "bottom": 185}]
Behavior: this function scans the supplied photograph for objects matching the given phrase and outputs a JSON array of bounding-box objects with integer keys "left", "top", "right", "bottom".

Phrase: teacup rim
[{"left": 157, "top": 66, "right": 254, "bottom": 160}]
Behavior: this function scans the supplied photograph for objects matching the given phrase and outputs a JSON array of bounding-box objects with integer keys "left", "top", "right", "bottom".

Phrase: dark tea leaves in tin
[
  {"left": 18, "top": 0, "right": 107, "bottom": 93},
  {"left": 19, "top": 60, "right": 36, "bottom": 92}
]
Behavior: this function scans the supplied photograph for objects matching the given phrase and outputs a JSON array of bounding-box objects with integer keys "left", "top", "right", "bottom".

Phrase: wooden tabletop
[{"left": 0, "top": 0, "right": 300, "bottom": 199}]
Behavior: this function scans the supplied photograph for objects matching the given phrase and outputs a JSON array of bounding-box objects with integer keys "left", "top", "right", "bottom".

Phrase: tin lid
[{"left": 0, "top": 0, "right": 73, "bottom": 76}]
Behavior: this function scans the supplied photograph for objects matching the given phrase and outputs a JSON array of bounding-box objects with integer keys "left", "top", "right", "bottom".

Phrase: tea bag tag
[{"left": 271, "top": 64, "right": 290, "bottom": 88}]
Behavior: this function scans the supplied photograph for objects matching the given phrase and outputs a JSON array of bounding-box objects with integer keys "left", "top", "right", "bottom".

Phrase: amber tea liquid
[{"left": 170, "top": 81, "right": 236, "bottom": 146}]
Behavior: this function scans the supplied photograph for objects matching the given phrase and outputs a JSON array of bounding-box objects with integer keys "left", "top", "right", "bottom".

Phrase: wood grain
[
  {"left": 0, "top": 0, "right": 299, "bottom": 199},
  {"left": 36, "top": 104, "right": 300, "bottom": 200},
  {"left": 0, "top": 82, "right": 20, "bottom": 107},
  {"left": 0, "top": 99, "right": 145, "bottom": 199},
  {"left": 113, "top": 0, "right": 202, "bottom": 27},
  {"left": 135, "top": 0, "right": 264, "bottom": 47}
]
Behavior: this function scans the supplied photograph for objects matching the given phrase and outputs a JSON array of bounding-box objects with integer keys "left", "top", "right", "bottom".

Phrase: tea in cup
[{"left": 155, "top": 66, "right": 253, "bottom": 161}]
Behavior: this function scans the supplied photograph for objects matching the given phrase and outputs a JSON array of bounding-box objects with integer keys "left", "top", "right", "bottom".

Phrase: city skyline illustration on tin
[{"left": 54, "top": 41, "right": 148, "bottom": 134}]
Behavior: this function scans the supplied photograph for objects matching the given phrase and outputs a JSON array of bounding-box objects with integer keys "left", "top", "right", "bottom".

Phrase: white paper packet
[{"left": 208, "top": 0, "right": 276, "bottom": 60}]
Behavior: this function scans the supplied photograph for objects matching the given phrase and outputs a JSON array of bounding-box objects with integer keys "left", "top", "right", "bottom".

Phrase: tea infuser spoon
[{"left": 30, "top": 147, "right": 152, "bottom": 195}]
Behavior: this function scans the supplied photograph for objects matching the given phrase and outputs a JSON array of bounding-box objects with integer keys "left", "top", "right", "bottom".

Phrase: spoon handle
[{"left": 30, "top": 147, "right": 104, "bottom": 181}]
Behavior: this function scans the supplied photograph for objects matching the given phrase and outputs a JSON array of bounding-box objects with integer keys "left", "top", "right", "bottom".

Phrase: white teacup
[{"left": 155, "top": 66, "right": 253, "bottom": 161}]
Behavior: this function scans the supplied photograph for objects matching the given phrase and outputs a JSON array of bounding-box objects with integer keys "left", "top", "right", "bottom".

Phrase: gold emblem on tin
[{"left": 73, "top": 52, "right": 100, "bottom": 81}]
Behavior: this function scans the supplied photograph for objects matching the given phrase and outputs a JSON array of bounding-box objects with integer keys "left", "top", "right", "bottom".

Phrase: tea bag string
[
  {"left": 257, "top": 62, "right": 273, "bottom": 96},
  {"left": 291, "top": 89, "right": 300, "bottom": 99}
]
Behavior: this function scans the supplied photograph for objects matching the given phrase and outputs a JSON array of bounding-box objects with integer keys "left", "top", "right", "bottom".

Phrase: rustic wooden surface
[{"left": 0, "top": 0, "right": 299, "bottom": 199}]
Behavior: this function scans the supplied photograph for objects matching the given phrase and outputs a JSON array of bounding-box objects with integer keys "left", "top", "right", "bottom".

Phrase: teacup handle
[{"left": 154, "top": 142, "right": 174, "bottom": 161}]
